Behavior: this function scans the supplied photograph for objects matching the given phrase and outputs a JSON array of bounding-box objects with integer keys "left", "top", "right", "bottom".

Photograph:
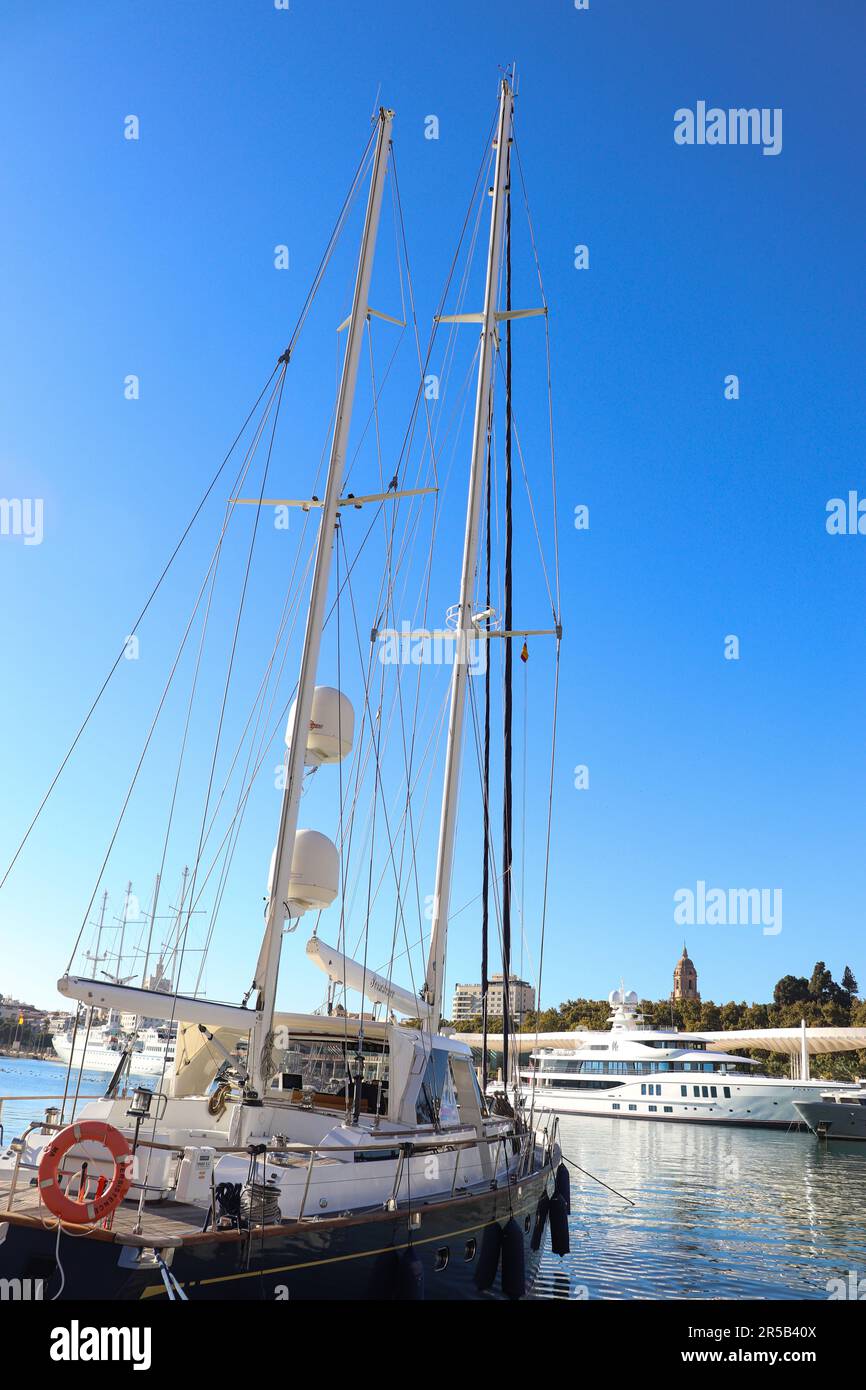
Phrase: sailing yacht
[
  {"left": 513, "top": 990, "right": 863, "bottom": 1129},
  {"left": 51, "top": 881, "right": 190, "bottom": 1074},
  {"left": 0, "top": 78, "right": 566, "bottom": 1301}
]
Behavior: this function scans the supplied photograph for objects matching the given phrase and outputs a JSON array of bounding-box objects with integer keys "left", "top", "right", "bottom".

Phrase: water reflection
[{"left": 557, "top": 1114, "right": 866, "bottom": 1299}]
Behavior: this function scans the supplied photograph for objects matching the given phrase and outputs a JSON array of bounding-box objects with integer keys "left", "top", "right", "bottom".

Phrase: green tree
[
  {"left": 773, "top": 974, "right": 810, "bottom": 1007},
  {"left": 808, "top": 961, "right": 833, "bottom": 1001},
  {"left": 699, "top": 1002, "right": 721, "bottom": 1030},
  {"left": 842, "top": 965, "right": 859, "bottom": 998}
]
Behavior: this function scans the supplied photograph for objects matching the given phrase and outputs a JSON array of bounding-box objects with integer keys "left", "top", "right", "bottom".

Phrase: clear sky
[{"left": 1, "top": 0, "right": 864, "bottom": 1018}]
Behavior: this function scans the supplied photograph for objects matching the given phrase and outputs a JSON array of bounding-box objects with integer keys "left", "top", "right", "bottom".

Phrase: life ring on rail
[{"left": 38, "top": 1121, "right": 132, "bottom": 1224}]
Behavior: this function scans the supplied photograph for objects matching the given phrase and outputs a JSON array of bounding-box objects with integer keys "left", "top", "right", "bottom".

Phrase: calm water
[
  {"left": 0, "top": 1056, "right": 149, "bottom": 1138},
  {"left": 4, "top": 1060, "right": 865, "bottom": 1299},
  {"left": 556, "top": 1112, "right": 866, "bottom": 1299}
]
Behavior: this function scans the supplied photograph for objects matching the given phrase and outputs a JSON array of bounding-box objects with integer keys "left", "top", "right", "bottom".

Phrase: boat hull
[
  {"left": 515, "top": 1078, "right": 863, "bottom": 1130},
  {"left": 0, "top": 1166, "right": 553, "bottom": 1301},
  {"left": 793, "top": 1100, "right": 866, "bottom": 1141}
]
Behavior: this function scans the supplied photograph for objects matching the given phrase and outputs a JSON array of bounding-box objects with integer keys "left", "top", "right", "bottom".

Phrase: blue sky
[{"left": 1, "top": 0, "right": 864, "bottom": 1017}]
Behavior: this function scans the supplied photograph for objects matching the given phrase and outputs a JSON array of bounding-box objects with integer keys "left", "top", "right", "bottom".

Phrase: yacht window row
[{"left": 535, "top": 1059, "right": 745, "bottom": 1076}]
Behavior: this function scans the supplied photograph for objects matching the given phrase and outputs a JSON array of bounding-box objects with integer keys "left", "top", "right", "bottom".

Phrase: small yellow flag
[
  {"left": 17, "top": 1015, "right": 24, "bottom": 1026},
  {"left": 520, "top": 642, "right": 529, "bottom": 664}
]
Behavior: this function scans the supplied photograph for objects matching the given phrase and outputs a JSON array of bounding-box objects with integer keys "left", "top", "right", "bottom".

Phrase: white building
[{"left": 451, "top": 975, "right": 535, "bottom": 1024}]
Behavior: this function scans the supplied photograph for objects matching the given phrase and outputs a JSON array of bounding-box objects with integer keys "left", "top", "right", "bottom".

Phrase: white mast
[
  {"left": 423, "top": 78, "right": 514, "bottom": 1025},
  {"left": 246, "top": 107, "right": 395, "bottom": 1097}
]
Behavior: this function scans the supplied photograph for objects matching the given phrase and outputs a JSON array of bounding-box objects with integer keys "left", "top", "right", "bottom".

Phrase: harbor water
[
  {"left": 556, "top": 1111, "right": 866, "bottom": 1299},
  {"left": 0, "top": 1056, "right": 151, "bottom": 1141},
  {"left": 3, "top": 1059, "right": 866, "bottom": 1300}
]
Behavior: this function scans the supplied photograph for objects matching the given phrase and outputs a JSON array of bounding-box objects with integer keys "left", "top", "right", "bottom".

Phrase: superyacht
[
  {"left": 52, "top": 1015, "right": 176, "bottom": 1076},
  {"left": 518, "top": 990, "right": 862, "bottom": 1129}
]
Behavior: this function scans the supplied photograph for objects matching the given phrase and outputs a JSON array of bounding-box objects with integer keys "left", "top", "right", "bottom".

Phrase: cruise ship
[
  {"left": 514, "top": 990, "right": 862, "bottom": 1130},
  {"left": 52, "top": 1016, "right": 176, "bottom": 1076}
]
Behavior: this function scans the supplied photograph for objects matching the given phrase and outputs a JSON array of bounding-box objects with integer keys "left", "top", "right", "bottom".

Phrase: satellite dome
[
  {"left": 269, "top": 830, "right": 339, "bottom": 916},
  {"left": 286, "top": 687, "right": 354, "bottom": 766}
]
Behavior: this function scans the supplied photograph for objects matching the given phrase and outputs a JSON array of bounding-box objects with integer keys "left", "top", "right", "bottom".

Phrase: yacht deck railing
[{"left": 0, "top": 1097, "right": 559, "bottom": 1233}]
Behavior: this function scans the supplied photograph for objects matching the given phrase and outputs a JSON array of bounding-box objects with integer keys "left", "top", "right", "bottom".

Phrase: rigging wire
[
  {"left": 501, "top": 151, "right": 514, "bottom": 1097},
  {"left": 511, "top": 131, "right": 561, "bottom": 619},
  {"left": 0, "top": 363, "right": 283, "bottom": 895},
  {"left": 62, "top": 368, "right": 288, "bottom": 976},
  {"left": 481, "top": 423, "right": 492, "bottom": 1090},
  {"left": 280, "top": 123, "right": 378, "bottom": 364},
  {"left": 136, "top": 367, "right": 289, "bottom": 1191},
  {"left": 1, "top": 115, "right": 379, "bottom": 902}
]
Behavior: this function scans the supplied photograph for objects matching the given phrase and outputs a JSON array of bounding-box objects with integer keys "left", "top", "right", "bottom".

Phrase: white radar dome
[
  {"left": 286, "top": 687, "right": 354, "bottom": 766},
  {"left": 269, "top": 830, "right": 339, "bottom": 916}
]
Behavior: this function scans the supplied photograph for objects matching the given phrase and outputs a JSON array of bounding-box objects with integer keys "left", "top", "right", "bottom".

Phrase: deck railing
[{"left": 0, "top": 1095, "right": 560, "bottom": 1232}]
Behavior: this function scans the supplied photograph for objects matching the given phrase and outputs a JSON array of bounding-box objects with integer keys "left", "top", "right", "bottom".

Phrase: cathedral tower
[{"left": 673, "top": 943, "right": 699, "bottom": 1001}]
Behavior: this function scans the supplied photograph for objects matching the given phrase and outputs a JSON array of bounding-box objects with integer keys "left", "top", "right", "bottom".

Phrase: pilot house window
[{"left": 416, "top": 1049, "right": 460, "bottom": 1126}]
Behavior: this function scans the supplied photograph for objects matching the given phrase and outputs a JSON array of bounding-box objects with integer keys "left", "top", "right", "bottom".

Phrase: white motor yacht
[{"left": 511, "top": 991, "right": 862, "bottom": 1130}]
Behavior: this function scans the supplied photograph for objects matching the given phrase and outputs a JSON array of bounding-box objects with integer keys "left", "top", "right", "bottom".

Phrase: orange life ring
[{"left": 38, "top": 1121, "right": 132, "bottom": 1224}]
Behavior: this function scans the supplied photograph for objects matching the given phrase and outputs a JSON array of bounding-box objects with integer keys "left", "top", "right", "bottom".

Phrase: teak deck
[{"left": 1, "top": 1182, "right": 211, "bottom": 1245}]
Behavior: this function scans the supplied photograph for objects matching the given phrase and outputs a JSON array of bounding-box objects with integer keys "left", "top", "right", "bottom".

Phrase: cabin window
[
  {"left": 663, "top": 1106, "right": 673, "bottom": 1113},
  {"left": 451, "top": 1055, "right": 492, "bottom": 1122},
  {"left": 464, "top": 1239, "right": 477, "bottom": 1261},
  {"left": 270, "top": 1034, "right": 389, "bottom": 1112},
  {"left": 723, "top": 1086, "right": 731, "bottom": 1099},
  {"left": 416, "top": 1049, "right": 459, "bottom": 1126},
  {"left": 680, "top": 1086, "right": 687, "bottom": 1097},
  {"left": 434, "top": 1248, "right": 449, "bottom": 1271}
]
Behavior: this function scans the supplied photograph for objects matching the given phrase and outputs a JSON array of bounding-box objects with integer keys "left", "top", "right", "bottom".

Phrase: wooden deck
[{"left": 1, "top": 1181, "right": 213, "bottom": 1246}]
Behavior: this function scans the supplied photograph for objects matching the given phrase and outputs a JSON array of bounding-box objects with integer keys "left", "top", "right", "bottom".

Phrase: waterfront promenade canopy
[
  {"left": 705, "top": 1028, "right": 866, "bottom": 1056},
  {"left": 459, "top": 1027, "right": 866, "bottom": 1059}
]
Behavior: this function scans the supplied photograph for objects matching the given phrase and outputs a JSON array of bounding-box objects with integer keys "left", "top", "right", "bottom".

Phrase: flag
[
  {"left": 520, "top": 642, "right": 528, "bottom": 663},
  {"left": 17, "top": 1015, "right": 24, "bottom": 1026}
]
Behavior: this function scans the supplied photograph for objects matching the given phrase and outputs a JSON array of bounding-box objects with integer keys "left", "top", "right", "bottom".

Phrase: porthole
[
  {"left": 524, "top": 1215, "right": 531, "bottom": 1233},
  {"left": 464, "top": 1239, "right": 476, "bottom": 1262},
  {"left": 434, "top": 1247, "right": 449, "bottom": 1271}
]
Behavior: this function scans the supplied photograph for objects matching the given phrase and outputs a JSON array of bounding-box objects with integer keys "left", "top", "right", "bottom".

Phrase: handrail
[
  {"left": 0, "top": 1093, "right": 104, "bottom": 1106},
  {"left": 2, "top": 1103, "right": 557, "bottom": 1226}
]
